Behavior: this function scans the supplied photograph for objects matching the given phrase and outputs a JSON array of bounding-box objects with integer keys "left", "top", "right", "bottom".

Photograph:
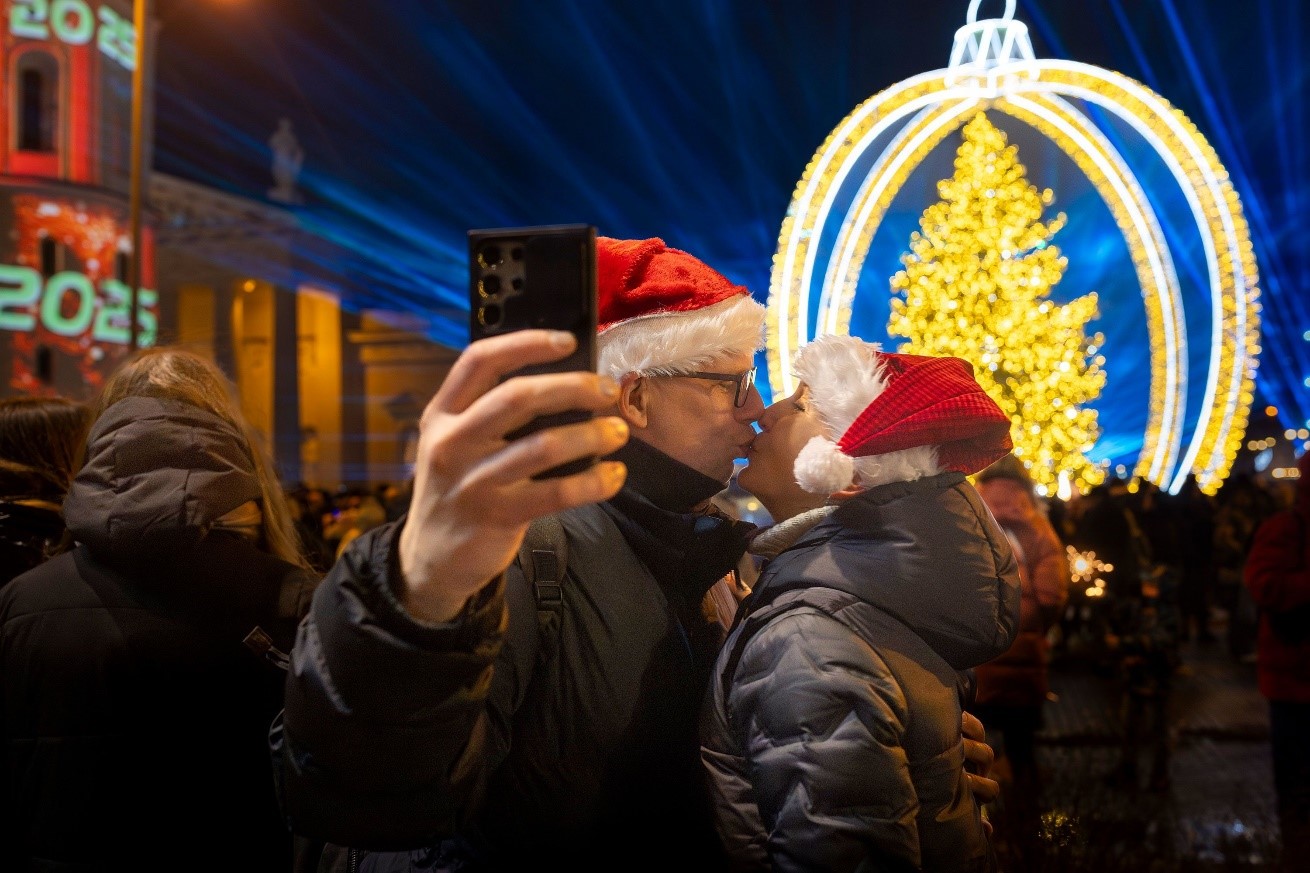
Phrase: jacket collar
[
  {"left": 749, "top": 505, "right": 836, "bottom": 561},
  {"left": 602, "top": 439, "right": 755, "bottom": 607},
  {"left": 609, "top": 437, "right": 726, "bottom": 513}
]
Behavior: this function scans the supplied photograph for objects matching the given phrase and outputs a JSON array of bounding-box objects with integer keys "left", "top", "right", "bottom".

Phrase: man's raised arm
[
  {"left": 276, "top": 329, "right": 629, "bottom": 848},
  {"left": 398, "top": 329, "right": 628, "bottom": 620}
]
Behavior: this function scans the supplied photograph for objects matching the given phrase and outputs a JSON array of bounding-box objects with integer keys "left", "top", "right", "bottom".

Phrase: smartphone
[{"left": 468, "top": 223, "right": 598, "bottom": 479}]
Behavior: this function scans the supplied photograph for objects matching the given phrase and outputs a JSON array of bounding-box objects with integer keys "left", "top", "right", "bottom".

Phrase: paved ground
[{"left": 985, "top": 618, "right": 1283, "bottom": 872}]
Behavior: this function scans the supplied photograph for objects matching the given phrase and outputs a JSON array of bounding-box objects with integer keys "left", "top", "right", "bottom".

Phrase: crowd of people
[
  {"left": 960, "top": 449, "right": 1305, "bottom": 868},
  {"left": 1047, "top": 470, "right": 1287, "bottom": 662},
  {"left": 0, "top": 235, "right": 1305, "bottom": 872}
]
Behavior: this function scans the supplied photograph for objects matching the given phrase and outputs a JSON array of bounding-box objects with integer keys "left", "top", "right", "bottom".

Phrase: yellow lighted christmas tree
[{"left": 888, "top": 112, "right": 1106, "bottom": 494}]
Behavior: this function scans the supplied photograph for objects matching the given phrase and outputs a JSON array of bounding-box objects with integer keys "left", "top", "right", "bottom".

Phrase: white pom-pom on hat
[{"left": 794, "top": 435, "right": 856, "bottom": 495}]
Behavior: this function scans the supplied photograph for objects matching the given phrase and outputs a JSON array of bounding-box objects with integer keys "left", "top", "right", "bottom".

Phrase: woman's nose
[{"left": 756, "top": 400, "right": 785, "bottom": 431}]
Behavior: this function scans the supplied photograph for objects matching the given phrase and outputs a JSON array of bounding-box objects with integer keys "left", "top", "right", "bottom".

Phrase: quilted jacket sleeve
[
  {"left": 726, "top": 609, "right": 920, "bottom": 873},
  {"left": 274, "top": 520, "right": 510, "bottom": 849}
]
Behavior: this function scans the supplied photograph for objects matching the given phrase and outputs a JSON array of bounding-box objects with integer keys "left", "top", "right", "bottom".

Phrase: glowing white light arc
[{"left": 769, "top": 7, "right": 1259, "bottom": 495}]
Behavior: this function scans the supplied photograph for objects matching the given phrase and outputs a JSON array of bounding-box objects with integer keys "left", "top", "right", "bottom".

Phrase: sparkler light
[{"left": 1067, "top": 544, "right": 1112, "bottom": 598}]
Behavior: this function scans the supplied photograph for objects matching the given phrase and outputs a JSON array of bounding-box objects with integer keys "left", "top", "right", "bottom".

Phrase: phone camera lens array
[{"left": 475, "top": 242, "right": 526, "bottom": 330}]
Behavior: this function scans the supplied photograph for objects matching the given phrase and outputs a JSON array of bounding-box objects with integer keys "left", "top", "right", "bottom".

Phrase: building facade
[{"left": 0, "top": 0, "right": 456, "bottom": 489}]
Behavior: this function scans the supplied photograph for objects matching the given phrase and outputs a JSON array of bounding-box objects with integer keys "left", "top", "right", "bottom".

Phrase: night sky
[{"left": 151, "top": 0, "right": 1309, "bottom": 454}]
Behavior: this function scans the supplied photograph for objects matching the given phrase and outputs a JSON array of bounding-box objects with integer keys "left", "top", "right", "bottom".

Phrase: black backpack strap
[{"left": 518, "top": 515, "right": 569, "bottom": 664}]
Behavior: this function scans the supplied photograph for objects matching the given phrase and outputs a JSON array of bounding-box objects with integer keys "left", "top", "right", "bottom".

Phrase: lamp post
[{"left": 126, "top": 0, "right": 151, "bottom": 352}]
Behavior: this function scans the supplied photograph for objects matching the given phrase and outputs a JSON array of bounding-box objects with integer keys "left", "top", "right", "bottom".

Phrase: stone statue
[{"left": 267, "top": 117, "right": 304, "bottom": 204}]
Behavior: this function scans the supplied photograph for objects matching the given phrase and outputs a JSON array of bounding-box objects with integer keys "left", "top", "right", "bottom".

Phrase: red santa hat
[
  {"left": 596, "top": 237, "right": 766, "bottom": 380},
  {"left": 791, "top": 335, "right": 1014, "bottom": 494}
]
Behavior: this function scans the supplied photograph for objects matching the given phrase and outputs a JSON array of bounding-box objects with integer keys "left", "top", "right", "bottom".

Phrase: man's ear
[{"left": 617, "top": 374, "right": 651, "bottom": 430}]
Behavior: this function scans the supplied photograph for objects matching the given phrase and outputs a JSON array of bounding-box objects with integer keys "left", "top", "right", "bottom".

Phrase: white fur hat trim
[
  {"left": 794, "top": 435, "right": 855, "bottom": 495},
  {"left": 597, "top": 294, "right": 766, "bottom": 381}
]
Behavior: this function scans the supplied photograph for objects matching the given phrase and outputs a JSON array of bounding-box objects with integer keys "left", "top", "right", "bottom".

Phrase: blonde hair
[{"left": 96, "top": 348, "right": 310, "bottom": 570}]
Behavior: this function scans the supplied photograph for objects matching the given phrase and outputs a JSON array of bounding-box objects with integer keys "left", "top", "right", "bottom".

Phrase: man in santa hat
[{"left": 277, "top": 239, "right": 997, "bottom": 869}]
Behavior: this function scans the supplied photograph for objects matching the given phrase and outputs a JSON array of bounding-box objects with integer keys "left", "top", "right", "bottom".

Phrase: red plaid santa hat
[
  {"left": 792, "top": 335, "right": 1014, "bottom": 494},
  {"left": 596, "top": 237, "right": 765, "bottom": 380}
]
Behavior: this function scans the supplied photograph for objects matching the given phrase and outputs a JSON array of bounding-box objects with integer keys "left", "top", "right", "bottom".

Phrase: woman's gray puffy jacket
[{"left": 701, "top": 472, "right": 1021, "bottom": 872}]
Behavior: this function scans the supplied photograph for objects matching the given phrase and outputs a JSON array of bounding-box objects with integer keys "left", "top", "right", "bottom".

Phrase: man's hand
[
  {"left": 398, "top": 330, "right": 629, "bottom": 622},
  {"left": 962, "top": 709, "right": 999, "bottom": 836}
]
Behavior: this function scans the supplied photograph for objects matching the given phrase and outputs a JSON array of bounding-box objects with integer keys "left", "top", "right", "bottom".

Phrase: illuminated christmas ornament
[{"left": 768, "top": 0, "right": 1260, "bottom": 495}]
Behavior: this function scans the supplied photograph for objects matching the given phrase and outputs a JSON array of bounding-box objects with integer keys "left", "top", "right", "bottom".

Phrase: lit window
[{"left": 16, "top": 52, "right": 59, "bottom": 153}]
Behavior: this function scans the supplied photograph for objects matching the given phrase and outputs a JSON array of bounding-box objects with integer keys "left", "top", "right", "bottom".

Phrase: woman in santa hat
[{"left": 700, "top": 334, "right": 1021, "bottom": 872}]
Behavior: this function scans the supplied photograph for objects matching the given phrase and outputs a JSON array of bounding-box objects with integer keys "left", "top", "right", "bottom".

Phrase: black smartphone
[{"left": 468, "top": 223, "right": 598, "bottom": 479}]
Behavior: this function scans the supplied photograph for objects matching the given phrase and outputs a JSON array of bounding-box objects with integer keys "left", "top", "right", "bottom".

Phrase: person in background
[
  {"left": 0, "top": 348, "right": 317, "bottom": 871},
  {"left": 1213, "top": 474, "right": 1278, "bottom": 662},
  {"left": 273, "top": 237, "right": 1006, "bottom": 870},
  {"left": 1078, "top": 483, "right": 1179, "bottom": 795},
  {"left": 286, "top": 488, "right": 335, "bottom": 574},
  {"left": 1066, "top": 478, "right": 1151, "bottom": 669},
  {"left": 318, "top": 489, "right": 363, "bottom": 556},
  {"left": 971, "top": 453, "right": 1069, "bottom": 857},
  {"left": 0, "top": 396, "right": 91, "bottom": 587},
  {"left": 1176, "top": 473, "right": 1218, "bottom": 642},
  {"left": 325, "top": 493, "right": 388, "bottom": 559},
  {"left": 1244, "top": 450, "right": 1310, "bottom": 872},
  {"left": 701, "top": 336, "right": 1019, "bottom": 872},
  {"left": 381, "top": 479, "right": 412, "bottom": 523},
  {"left": 1133, "top": 479, "right": 1184, "bottom": 603},
  {"left": 302, "top": 485, "right": 331, "bottom": 535},
  {"left": 1104, "top": 557, "right": 1180, "bottom": 794}
]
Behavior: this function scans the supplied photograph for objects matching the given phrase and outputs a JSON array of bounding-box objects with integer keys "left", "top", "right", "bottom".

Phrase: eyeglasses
[{"left": 675, "top": 367, "right": 757, "bottom": 408}]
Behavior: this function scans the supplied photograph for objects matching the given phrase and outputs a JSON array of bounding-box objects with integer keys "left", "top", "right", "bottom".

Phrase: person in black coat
[{"left": 0, "top": 348, "right": 317, "bottom": 872}]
